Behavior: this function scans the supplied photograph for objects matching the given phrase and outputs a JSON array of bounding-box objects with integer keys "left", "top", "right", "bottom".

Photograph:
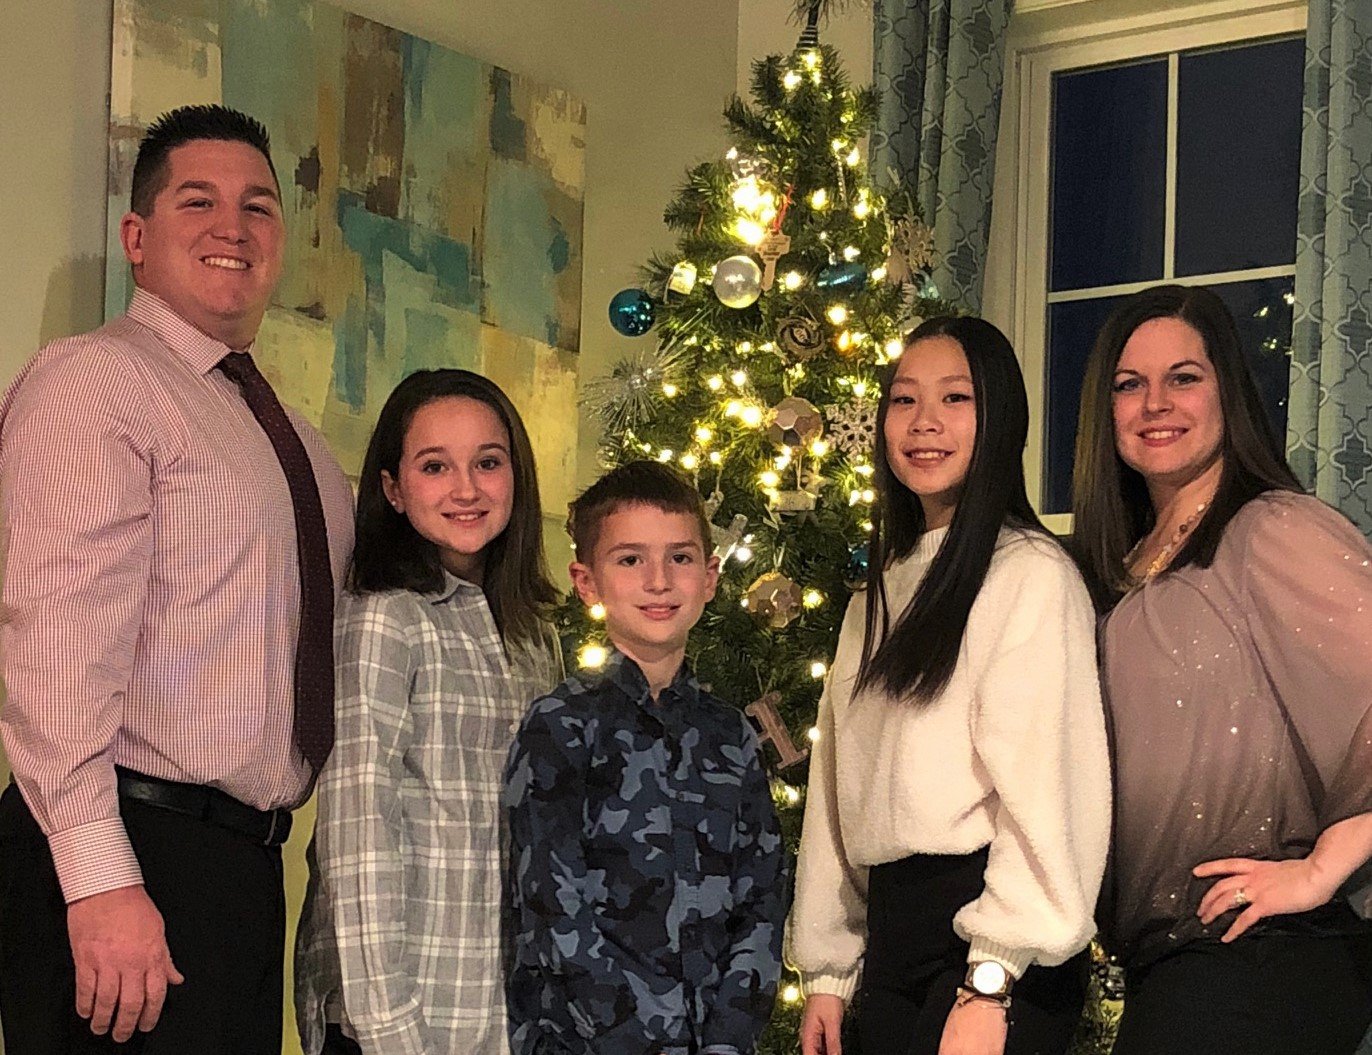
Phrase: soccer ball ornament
[
  {"left": 766, "top": 396, "right": 823, "bottom": 449},
  {"left": 744, "top": 571, "right": 804, "bottom": 630}
]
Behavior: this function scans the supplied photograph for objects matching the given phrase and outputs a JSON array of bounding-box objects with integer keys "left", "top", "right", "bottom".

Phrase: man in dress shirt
[{"left": 0, "top": 105, "right": 354, "bottom": 1054}]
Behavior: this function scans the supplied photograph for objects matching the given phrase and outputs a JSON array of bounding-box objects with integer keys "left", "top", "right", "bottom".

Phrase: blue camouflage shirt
[{"left": 503, "top": 649, "right": 786, "bottom": 1055}]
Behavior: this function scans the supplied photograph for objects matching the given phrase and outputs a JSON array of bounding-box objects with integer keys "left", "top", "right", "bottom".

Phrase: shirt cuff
[
  {"left": 48, "top": 818, "right": 144, "bottom": 904},
  {"left": 966, "top": 938, "right": 1035, "bottom": 980},
  {"left": 800, "top": 969, "right": 860, "bottom": 1003},
  {"left": 352, "top": 1007, "right": 430, "bottom": 1055}
]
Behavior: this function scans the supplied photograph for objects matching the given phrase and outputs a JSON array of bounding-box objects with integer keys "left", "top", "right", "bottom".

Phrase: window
[{"left": 990, "top": 1, "right": 1307, "bottom": 526}]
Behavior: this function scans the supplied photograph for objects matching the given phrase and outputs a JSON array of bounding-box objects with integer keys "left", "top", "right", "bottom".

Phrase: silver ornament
[{"left": 712, "top": 256, "right": 763, "bottom": 310}]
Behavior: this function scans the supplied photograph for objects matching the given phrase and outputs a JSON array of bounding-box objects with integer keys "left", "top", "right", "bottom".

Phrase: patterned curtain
[
  {"left": 1294, "top": 17, "right": 1372, "bottom": 1049},
  {"left": 1287, "top": 0, "right": 1372, "bottom": 534},
  {"left": 870, "top": 0, "right": 1012, "bottom": 313}
]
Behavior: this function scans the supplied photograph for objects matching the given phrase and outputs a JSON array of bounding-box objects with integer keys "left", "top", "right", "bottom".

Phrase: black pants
[
  {"left": 0, "top": 781, "right": 286, "bottom": 1055},
  {"left": 856, "top": 848, "right": 1088, "bottom": 1055},
  {"left": 1113, "top": 929, "right": 1372, "bottom": 1055}
]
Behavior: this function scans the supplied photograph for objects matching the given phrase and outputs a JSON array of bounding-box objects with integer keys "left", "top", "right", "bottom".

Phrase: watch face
[{"left": 971, "top": 961, "right": 1009, "bottom": 995}]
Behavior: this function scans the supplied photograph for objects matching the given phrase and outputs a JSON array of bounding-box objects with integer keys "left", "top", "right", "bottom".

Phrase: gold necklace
[{"left": 1125, "top": 501, "right": 1210, "bottom": 586}]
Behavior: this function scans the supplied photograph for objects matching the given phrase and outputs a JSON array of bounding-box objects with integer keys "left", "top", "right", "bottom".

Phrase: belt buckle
[{"left": 263, "top": 809, "right": 280, "bottom": 846}]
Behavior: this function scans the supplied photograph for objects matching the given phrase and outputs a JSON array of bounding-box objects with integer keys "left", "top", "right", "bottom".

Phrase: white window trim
[{"left": 984, "top": 0, "right": 1306, "bottom": 533}]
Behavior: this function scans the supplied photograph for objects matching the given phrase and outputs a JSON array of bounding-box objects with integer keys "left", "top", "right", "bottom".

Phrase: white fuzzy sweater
[{"left": 785, "top": 526, "right": 1110, "bottom": 1001}]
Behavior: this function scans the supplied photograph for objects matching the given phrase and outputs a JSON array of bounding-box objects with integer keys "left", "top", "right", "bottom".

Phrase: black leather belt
[{"left": 115, "top": 768, "right": 292, "bottom": 847}]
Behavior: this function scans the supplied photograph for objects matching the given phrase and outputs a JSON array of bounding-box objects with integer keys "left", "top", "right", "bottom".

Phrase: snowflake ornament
[
  {"left": 824, "top": 397, "right": 878, "bottom": 460},
  {"left": 885, "top": 215, "right": 935, "bottom": 288}
]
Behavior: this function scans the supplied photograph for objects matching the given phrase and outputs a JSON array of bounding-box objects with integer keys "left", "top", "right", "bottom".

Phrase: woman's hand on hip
[
  {"left": 1194, "top": 855, "right": 1339, "bottom": 941},
  {"left": 800, "top": 993, "right": 846, "bottom": 1055},
  {"left": 938, "top": 998, "right": 1008, "bottom": 1055}
]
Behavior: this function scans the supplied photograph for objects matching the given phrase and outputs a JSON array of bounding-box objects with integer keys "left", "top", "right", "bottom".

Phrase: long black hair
[
  {"left": 1070, "top": 284, "right": 1301, "bottom": 602},
  {"left": 351, "top": 369, "right": 558, "bottom": 646},
  {"left": 856, "top": 316, "right": 1051, "bottom": 703}
]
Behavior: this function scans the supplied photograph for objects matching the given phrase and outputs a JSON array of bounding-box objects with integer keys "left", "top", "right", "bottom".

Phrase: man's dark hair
[
  {"left": 351, "top": 369, "right": 558, "bottom": 648},
  {"left": 131, "top": 104, "right": 279, "bottom": 217},
  {"left": 568, "top": 461, "right": 713, "bottom": 564}
]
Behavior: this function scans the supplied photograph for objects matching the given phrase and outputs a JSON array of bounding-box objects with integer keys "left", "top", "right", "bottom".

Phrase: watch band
[{"left": 955, "top": 986, "right": 1012, "bottom": 1011}]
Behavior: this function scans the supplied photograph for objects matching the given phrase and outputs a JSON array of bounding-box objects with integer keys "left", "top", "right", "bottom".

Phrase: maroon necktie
[{"left": 218, "top": 351, "right": 335, "bottom": 774}]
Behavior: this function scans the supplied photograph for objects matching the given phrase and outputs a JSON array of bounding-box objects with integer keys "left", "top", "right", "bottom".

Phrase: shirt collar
[
  {"left": 600, "top": 647, "right": 702, "bottom": 710},
  {"left": 426, "top": 569, "right": 485, "bottom": 605},
  {"left": 125, "top": 287, "right": 247, "bottom": 376}
]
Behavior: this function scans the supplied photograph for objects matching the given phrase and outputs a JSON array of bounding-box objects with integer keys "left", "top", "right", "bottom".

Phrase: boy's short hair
[{"left": 568, "top": 461, "right": 714, "bottom": 563}]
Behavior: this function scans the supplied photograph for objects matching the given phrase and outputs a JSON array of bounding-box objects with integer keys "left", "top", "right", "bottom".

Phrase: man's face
[{"left": 120, "top": 139, "right": 285, "bottom": 350}]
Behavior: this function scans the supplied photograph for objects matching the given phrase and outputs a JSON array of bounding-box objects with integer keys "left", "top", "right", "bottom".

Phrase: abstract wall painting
[{"left": 106, "top": 0, "right": 586, "bottom": 508}]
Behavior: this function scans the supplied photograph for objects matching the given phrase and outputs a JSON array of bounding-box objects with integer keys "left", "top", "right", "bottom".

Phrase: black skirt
[{"left": 855, "top": 847, "right": 1088, "bottom": 1055}]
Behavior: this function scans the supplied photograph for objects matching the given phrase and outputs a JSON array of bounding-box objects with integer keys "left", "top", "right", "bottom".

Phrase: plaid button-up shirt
[{"left": 296, "top": 577, "right": 562, "bottom": 1055}]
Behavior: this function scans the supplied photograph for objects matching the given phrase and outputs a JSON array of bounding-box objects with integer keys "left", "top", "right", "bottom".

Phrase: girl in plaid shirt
[{"left": 295, "top": 370, "right": 563, "bottom": 1055}]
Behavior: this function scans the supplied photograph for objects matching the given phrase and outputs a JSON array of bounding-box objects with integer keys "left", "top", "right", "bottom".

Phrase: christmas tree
[{"left": 563, "top": 13, "right": 1118, "bottom": 1054}]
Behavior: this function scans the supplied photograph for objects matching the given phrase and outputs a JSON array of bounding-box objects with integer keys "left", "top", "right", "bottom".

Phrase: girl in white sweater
[{"left": 787, "top": 317, "right": 1110, "bottom": 1055}]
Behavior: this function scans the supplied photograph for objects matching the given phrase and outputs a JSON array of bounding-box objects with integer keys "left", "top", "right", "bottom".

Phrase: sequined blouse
[{"left": 1099, "top": 491, "right": 1372, "bottom": 969}]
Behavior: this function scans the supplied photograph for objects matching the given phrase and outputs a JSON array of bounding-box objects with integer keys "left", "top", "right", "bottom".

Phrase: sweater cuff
[
  {"left": 966, "top": 939, "right": 1035, "bottom": 979},
  {"left": 800, "top": 970, "right": 860, "bottom": 1003}
]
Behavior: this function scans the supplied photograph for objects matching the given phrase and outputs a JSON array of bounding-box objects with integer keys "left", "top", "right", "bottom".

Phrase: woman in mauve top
[{"left": 1071, "top": 284, "right": 1372, "bottom": 1055}]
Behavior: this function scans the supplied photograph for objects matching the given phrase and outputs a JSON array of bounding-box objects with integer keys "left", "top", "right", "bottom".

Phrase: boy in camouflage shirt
[{"left": 504, "top": 461, "right": 786, "bottom": 1055}]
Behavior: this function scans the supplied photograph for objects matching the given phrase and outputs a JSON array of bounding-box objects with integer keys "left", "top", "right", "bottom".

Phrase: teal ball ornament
[
  {"left": 817, "top": 261, "right": 868, "bottom": 293},
  {"left": 844, "top": 544, "right": 870, "bottom": 589},
  {"left": 608, "top": 288, "right": 656, "bottom": 336}
]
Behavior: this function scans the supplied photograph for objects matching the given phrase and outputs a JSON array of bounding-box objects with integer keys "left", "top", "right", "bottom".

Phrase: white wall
[{"left": 0, "top": 5, "right": 113, "bottom": 379}]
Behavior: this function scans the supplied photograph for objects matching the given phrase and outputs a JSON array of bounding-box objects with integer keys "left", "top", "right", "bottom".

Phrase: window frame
[{"left": 986, "top": 0, "right": 1307, "bottom": 533}]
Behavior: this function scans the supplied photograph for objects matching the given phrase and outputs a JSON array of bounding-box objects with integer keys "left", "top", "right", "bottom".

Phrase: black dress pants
[
  {"left": 0, "top": 781, "right": 286, "bottom": 1055},
  {"left": 856, "top": 848, "right": 1088, "bottom": 1055},
  {"left": 1112, "top": 928, "right": 1372, "bottom": 1055}
]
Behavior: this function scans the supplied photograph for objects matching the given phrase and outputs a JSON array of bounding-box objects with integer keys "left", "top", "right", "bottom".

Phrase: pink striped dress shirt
[{"left": 0, "top": 289, "right": 355, "bottom": 903}]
